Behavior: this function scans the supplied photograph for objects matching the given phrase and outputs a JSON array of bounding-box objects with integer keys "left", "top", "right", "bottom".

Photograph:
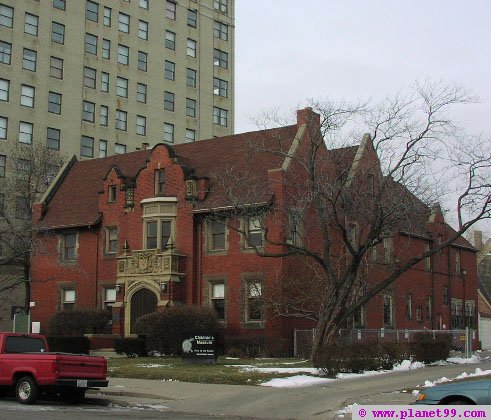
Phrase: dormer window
[
  {"left": 108, "top": 185, "right": 117, "bottom": 202},
  {"left": 155, "top": 169, "right": 165, "bottom": 195}
]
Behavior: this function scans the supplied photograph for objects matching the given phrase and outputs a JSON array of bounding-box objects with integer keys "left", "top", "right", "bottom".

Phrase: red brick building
[{"left": 30, "top": 109, "right": 478, "bottom": 352}]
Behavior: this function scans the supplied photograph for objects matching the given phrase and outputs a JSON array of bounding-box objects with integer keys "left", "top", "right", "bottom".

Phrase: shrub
[
  {"left": 134, "top": 305, "right": 220, "bottom": 355},
  {"left": 315, "top": 340, "right": 409, "bottom": 374},
  {"left": 225, "top": 336, "right": 265, "bottom": 358},
  {"left": 47, "top": 336, "right": 91, "bottom": 354},
  {"left": 47, "top": 309, "right": 110, "bottom": 336},
  {"left": 411, "top": 332, "right": 451, "bottom": 364},
  {"left": 114, "top": 337, "right": 147, "bottom": 357}
]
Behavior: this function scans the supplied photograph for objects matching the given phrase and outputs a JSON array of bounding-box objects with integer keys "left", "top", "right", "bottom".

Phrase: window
[
  {"left": 24, "top": 13, "right": 39, "bottom": 36},
  {"left": 115, "top": 143, "right": 126, "bottom": 154},
  {"left": 416, "top": 306, "right": 422, "bottom": 322},
  {"left": 188, "top": 9, "right": 197, "bottom": 27},
  {"left": 214, "top": 0, "right": 228, "bottom": 14},
  {"left": 23, "top": 49, "right": 37, "bottom": 72},
  {"left": 53, "top": 0, "right": 66, "bottom": 10},
  {"left": 16, "top": 159, "right": 31, "bottom": 181},
  {"left": 116, "top": 77, "right": 128, "bottom": 97},
  {"left": 146, "top": 221, "right": 157, "bottom": 249},
  {"left": 211, "top": 282, "right": 225, "bottom": 320},
  {"left": 424, "top": 242, "right": 431, "bottom": 271},
  {"left": 115, "top": 110, "right": 127, "bottom": 131},
  {"left": 99, "top": 140, "right": 107, "bottom": 157},
  {"left": 101, "top": 72, "right": 109, "bottom": 92},
  {"left": 136, "top": 115, "right": 146, "bottom": 136},
  {"left": 164, "top": 91, "right": 175, "bottom": 111},
  {"left": 21, "top": 85, "right": 35, "bottom": 108},
  {"left": 383, "top": 236, "right": 393, "bottom": 263},
  {"left": 137, "top": 83, "right": 147, "bottom": 103},
  {"left": 0, "top": 117, "right": 6, "bottom": 140},
  {"left": 81, "top": 135, "right": 94, "bottom": 157},
  {"left": 185, "top": 128, "right": 195, "bottom": 143},
  {"left": 455, "top": 249, "right": 461, "bottom": 274},
  {"left": 102, "top": 39, "right": 110, "bottom": 59},
  {"left": 406, "top": 293, "right": 412, "bottom": 320},
  {"left": 118, "top": 12, "right": 129, "bottom": 33},
  {"left": 213, "top": 77, "right": 228, "bottom": 97},
  {"left": 166, "top": 1, "right": 176, "bottom": 19},
  {"left": 213, "top": 107, "right": 228, "bottom": 126},
  {"left": 48, "top": 92, "right": 62, "bottom": 114},
  {"left": 0, "top": 78, "right": 8, "bottom": 101},
  {"left": 62, "top": 233, "right": 77, "bottom": 261},
  {"left": 61, "top": 289, "right": 76, "bottom": 310},
  {"left": 164, "top": 60, "right": 175, "bottom": 80},
  {"left": 19, "top": 122, "right": 33, "bottom": 144},
  {"left": 137, "top": 51, "right": 147, "bottom": 71},
  {"left": 50, "top": 56, "right": 63, "bottom": 79},
  {"left": 104, "top": 287, "right": 116, "bottom": 310},
  {"left": 0, "top": 4, "right": 13, "bottom": 28},
  {"left": 103, "top": 7, "right": 111, "bottom": 26},
  {"left": 383, "top": 295, "right": 393, "bottom": 327},
  {"left": 86, "top": 1, "right": 99, "bottom": 22},
  {"left": 0, "top": 41, "right": 12, "bottom": 64},
  {"left": 117, "top": 44, "right": 129, "bottom": 65},
  {"left": 108, "top": 185, "right": 117, "bottom": 202},
  {"left": 186, "top": 98, "right": 196, "bottom": 118},
  {"left": 46, "top": 164, "right": 59, "bottom": 185},
  {"left": 246, "top": 281, "right": 262, "bottom": 322},
  {"left": 186, "top": 68, "right": 197, "bottom": 88},
  {"left": 100, "top": 105, "right": 108, "bottom": 126},
  {"left": 139, "top": 20, "right": 148, "bottom": 40},
  {"left": 187, "top": 39, "right": 197, "bottom": 58},
  {"left": 155, "top": 169, "right": 165, "bottom": 194},
  {"left": 85, "top": 33, "right": 98, "bottom": 55},
  {"left": 208, "top": 220, "right": 226, "bottom": 251},
  {"left": 465, "top": 300, "right": 475, "bottom": 328},
  {"left": 0, "top": 154, "right": 5, "bottom": 176},
  {"left": 245, "top": 217, "right": 263, "bottom": 247},
  {"left": 161, "top": 221, "right": 171, "bottom": 249},
  {"left": 51, "top": 21, "right": 65, "bottom": 44},
  {"left": 163, "top": 123, "right": 174, "bottom": 143},
  {"left": 451, "top": 298, "right": 463, "bottom": 329},
  {"left": 82, "top": 101, "right": 95, "bottom": 122},
  {"left": 426, "top": 296, "right": 432, "bottom": 320},
  {"left": 165, "top": 30, "right": 176, "bottom": 50},
  {"left": 443, "top": 286, "right": 449, "bottom": 306},
  {"left": 214, "top": 21, "right": 228, "bottom": 41},
  {"left": 140, "top": 0, "right": 149, "bottom": 9},
  {"left": 47, "top": 127, "right": 60, "bottom": 150},
  {"left": 214, "top": 49, "right": 228, "bottom": 68},
  {"left": 287, "top": 209, "right": 301, "bottom": 245},
  {"left": 106, "top": 228, "right": 118, "bottom": 254}
]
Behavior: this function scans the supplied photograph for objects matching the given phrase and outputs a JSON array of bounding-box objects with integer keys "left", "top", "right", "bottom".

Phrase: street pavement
[{"left": 88, "top": 355, "right": 491, "bottom": 420}]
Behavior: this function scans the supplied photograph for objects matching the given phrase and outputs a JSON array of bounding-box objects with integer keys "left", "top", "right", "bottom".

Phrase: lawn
[{"left": 108, "top": 356, "right": 317, "bottom": 386}]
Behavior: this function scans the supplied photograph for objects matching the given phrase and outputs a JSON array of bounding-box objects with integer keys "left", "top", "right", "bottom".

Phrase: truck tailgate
[{"left": 55, "top": 354, "right": 106, "bottom": 378}]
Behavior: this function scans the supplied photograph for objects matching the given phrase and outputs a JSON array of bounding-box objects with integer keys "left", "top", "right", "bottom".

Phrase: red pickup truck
[{"left": 0, "top": 332, "right": 108, "bottom": 404}]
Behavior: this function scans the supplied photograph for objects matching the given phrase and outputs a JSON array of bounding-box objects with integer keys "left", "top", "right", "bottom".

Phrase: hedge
[
  {"left": 134, "top": 305, "right": 220, "bottom": 355},
  {"left": 47, "top": 309, "right": 110, "bottom": 336}
]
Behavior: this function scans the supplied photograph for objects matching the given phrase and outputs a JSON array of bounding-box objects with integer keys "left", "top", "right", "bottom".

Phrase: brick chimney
[
  {"left": 474, "top": 230, "right": 483, "bottom": 250},
  {"left": 296, "top": 107, "right": 320, "bottom": 129}
]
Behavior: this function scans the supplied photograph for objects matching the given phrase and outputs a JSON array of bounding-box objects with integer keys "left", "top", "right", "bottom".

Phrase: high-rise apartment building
[{"left": 0, "top": 0, "right": 234, "bottom": 162}]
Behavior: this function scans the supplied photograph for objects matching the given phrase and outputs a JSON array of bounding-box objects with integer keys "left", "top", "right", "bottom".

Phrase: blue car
[{"left": 415, "top": 380, "right": 491, "bottom": 405}]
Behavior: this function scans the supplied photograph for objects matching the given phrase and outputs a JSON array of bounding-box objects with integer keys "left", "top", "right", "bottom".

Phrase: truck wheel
[
  {"left": 63, "top": 389, "right": 86, "bottom": 404},
  {"left": 15, "top": 376, "right": 39, "bottom": 404}
]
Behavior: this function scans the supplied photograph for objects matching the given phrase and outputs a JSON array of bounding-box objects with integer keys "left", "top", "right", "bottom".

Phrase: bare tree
[
  {"left": 207, "top": 82, "right": 491, "bottom": 364},
  {"left": 0, "top": 143, "right": 65, "bottom": 315}
]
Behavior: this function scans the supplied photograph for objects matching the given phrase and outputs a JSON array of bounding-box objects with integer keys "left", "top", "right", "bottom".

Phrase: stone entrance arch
[{"left": 129, "top": 287, "right": 158, "bottom": 334}]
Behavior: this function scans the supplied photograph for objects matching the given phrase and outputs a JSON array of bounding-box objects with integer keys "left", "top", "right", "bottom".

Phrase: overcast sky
[{"left": 234, "top": 0, "right": 491, "bottom": 136}]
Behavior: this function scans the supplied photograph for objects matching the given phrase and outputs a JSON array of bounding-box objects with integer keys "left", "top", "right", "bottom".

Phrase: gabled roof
[
  {"left": 38, "top": 150, "right": 151, "bottom": 229},
  {"left": 36, "top": 125, "right": 301, "bottom": 229}
]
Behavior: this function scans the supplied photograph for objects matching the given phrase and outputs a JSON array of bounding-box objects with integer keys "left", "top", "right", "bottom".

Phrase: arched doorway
[{"left": 130, "top": 288, "right": 157, "bottom": 334}]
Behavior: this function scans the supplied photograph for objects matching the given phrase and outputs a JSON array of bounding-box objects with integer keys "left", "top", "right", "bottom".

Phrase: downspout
[
  {"left": 431, "top": 242, "right": 436, "bottom": 329},
  {"left": 89, "top": 226, "right": 100, "bottom": 309}
]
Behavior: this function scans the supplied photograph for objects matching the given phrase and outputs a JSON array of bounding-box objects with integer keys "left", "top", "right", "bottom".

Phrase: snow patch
[{"left": 261, "top": 375, "right": 334, "bottom": 387}]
